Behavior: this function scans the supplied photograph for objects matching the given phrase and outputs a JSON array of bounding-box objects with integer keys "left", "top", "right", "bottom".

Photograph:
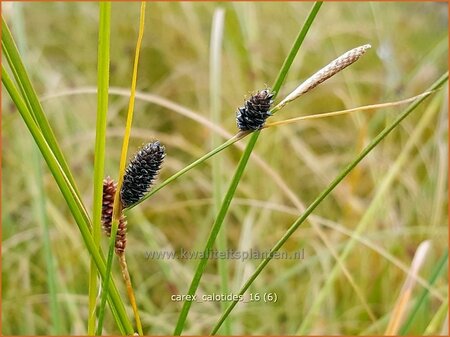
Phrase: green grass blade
[
  {"left": 210, "top": 72, "right": 448, "bottom": 335},
  {"left": 8, "top": 10, "right": 64, "bottom": 333},
  {"left": 1, "top": 24, "right": 124, "bottom": 332},
  {"left": 399, "top": 249, "right": 448, "bottom": 335},
  {"left": 2, "top": 66, "right": 133, "bottom": 335},
  {"left": 271, "top": 2, "right": 323, "bottom": 97},
  {"left": 173, "top": 3, "right": 323, "bottom": 334},
  {"left": 2, "top": 17, "right": 92, "bottom": 242},
  {"left": 97, "top": 217, "right": 121, "bottom": 336},
  {"left": 296, "top": 80, "right": 448, "bottom": 335},
  {"left": 97, "top": 3, "right": 146, "bottom": 335},
  {"left": 88, "top": 2, "right": 111, "bottom": 335},
  {"left": 173, "top": 132, "right": 260, "bottom": 335},
  {"left": 1, "top": 16, "right": 82, "bottom": 200},
  {"left": 209, "top": 8, "right": 230, "bottom": 335}
]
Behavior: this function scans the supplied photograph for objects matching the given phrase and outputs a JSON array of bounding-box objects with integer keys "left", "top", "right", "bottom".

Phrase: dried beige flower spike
[{"left": 274, "top": 44, "right": 372, "bottom": 111}]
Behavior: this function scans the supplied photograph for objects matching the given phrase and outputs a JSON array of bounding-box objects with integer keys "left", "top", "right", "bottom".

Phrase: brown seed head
[{"left": 102, "top": 176, "right": 128, "bottom": 255}]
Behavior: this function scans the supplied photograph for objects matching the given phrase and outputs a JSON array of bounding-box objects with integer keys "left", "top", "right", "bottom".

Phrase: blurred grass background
[{"left": 1, "top": 1, "right": 448, "bottom": 335}]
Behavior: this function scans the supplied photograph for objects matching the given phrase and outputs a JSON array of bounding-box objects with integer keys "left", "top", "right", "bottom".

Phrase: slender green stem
[
  {"left": 97, "top": 2, "right": 146, "bottom": 335},
  {"left": 296, "top": 80, "right": 447, "bottom": 335},
  {"left": 2, "top": 66, "right": 134, "bottom": 335},
  {"left": 209, "top": 8, "right": 230, "bottom": 335},
  {"left": 173, "top": 132, "right": 260, "bottom": 335},
  {"left": 118, "top": 254, "right": 143, "bottom": 336},
  {"left": 2, "top": 20, "right": 91, "bottom": 234},
  {"left": 210, "top": 72, "right": 448, "bottom": 334},
  {"left": 89, "top": 2, "right": 111, "bottom": 335},
  {"left": 97, "top": 217, "right": 121, "bottom": 336},
  {"left": 173, "top": 3, "right": 323, "bottom": 334},
  {"left": 9, "top": 10, "right": 63, "bottom": 333},
  {"left": 271, "top": 2, "right": 323, "bottom": 97},
  {"left": 399, "top": 249, "right": 448, "bottom": 335}
]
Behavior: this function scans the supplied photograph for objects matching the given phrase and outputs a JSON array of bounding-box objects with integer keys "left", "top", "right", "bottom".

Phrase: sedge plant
[
  {"left": 2, "top": 17, "right": 136, "bottom": 335},
  {"left": 2, "top": 2, "right": 447, "bottom": 335}
]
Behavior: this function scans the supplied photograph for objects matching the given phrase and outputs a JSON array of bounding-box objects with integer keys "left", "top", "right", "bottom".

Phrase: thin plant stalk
[
  {"left": 174, "top": 133, "right": 260, "bottom": 335},
  {"left": 209, "top": 8, "right": 231, "bottom": 335},
  {"left": 296, "top": 82, "right": 447, "bottom": 334},
  {"left": 2, "top": 32, "right": 90, "bottom": 228},
  {"left": 2, "top": 66, "right": 134, "bottom": 335},
  {"left": 210, "top": 71, "right": 448, "bottom": 334},
  {"left": 96, "top": 2, "right": 146, "bottom": 335},
  {"left": 173, "top": 2, "right": 323, "bottom": 334},
  {"left": 270, "top": 2, "right": 323, "bottom": 102},
  {"left": 88, "top": 2, "right": 111, "bottom": 335},
  {"left": 264, "top": 91, "right": 435, "bottom": 129},
  {"left": 9, "top": 9, "right": 63, "bottom": 333},
  {"left": 118, "top": 253, "right": 143, "bottom": 335}
]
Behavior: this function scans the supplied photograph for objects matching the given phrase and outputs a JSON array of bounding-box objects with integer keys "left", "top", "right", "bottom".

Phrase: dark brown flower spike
[
  {"left": 102, "top": 176, "right": 127, "bottom": 255},
  {"left": 236, "top": 89, "right": 274, "bottom": 131},
  {"left": 120, "top": 140, "right": 165, "bottom": 208}
]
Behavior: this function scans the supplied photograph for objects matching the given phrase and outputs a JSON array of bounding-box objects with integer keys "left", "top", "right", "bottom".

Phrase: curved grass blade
[
  {"left": 264, "top": 91, "right": 436, "bottom": 129},
  {"left": 88, "top": 2, "right": 111, "bottom": 335},
  {"left": 7, "top": 8, "right": 64, "bottom": 333},
  {"left": 296, "top": 78, "right": 448, "bottom": 335},
  {"left": 2, "top": 67, "right": 134, "bottom": 335}
]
